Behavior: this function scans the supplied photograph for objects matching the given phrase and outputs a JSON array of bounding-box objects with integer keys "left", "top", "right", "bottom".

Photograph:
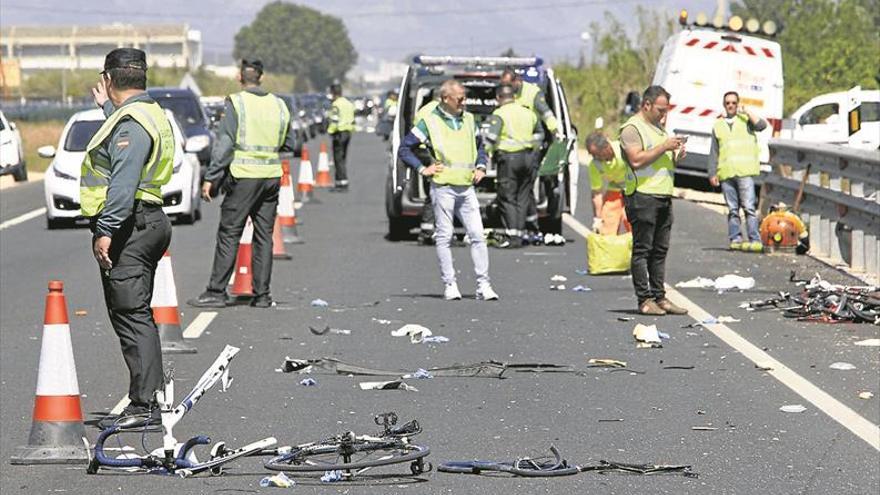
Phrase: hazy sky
[{"left": 2, "top": 0, "right": 721, "bottom": 67}]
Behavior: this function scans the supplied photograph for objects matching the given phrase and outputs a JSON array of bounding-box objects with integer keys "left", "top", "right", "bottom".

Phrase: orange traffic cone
[
  {"left": 315, "top": 141, "right": 333, "bottom": 188},
  {"left": 296, "top": 147, "right": 315, "bottom": 203},
  {"left": 11, "top": 281, "right": 88, "bottom": 464},
  {"left": 278, "top": 160, "right": 303, "bottom": 243},
  {"left": 230, "top": 218, "right": 254, "bottom": 297},
  {"left": 151, "top": 251, "right": 196, "bottom": 354},
  {"left": 272, "top": 216, "right": 292, "bottom": 260}
]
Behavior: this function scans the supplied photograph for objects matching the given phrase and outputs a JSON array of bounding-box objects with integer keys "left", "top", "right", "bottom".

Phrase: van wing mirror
[{"left": 38, "top": 145, "right": 56, "bottom": 158}]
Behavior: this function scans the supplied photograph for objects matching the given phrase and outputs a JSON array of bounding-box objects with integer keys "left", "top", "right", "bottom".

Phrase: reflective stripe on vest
[
  {"left": 493, "top": 102, "right": 538, "bottom": 152},
  {"left": 80, "top": 101, "right": 174, "bottom": 217},
  {"left": 229, "top": 91, "right": 290, "bottom": 179},
  {"left": 329, "top": 97, "right": 355, "bottom": 133},
  {"left": 620, "top": 115, "right": 675, "bottom": 196},
  {"left": 424, "top": 111, "right": 477, "bottom": 186},
  {"left": 714, "top": 115, "right": 760, "bottom": 181}
]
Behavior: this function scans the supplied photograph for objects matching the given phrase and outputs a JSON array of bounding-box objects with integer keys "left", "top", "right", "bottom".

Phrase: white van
[
  {"left": 784, "top": 89, "right": 880, "bottom": 150},
  {"left": 648, "top": 24, "right": 784, "bottom": 177}
]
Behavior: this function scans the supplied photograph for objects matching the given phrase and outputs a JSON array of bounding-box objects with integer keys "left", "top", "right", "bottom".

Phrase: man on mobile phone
[{"left": 708, "top": 91, "right": 767, "bottom": 252}]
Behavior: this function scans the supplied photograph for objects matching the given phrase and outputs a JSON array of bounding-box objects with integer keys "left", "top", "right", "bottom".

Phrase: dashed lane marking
[
  {"left": 562, "top": 212, "right": 880, "bottom": 451},
  {"left": 0, "top": 207, "right": 46, "bottom": 231},
  {"left": 182, "top": 311, "right": 217, "bottom": 339}
]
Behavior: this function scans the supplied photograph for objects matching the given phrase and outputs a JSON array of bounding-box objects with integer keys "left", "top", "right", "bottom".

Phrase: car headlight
[{"left": 52, "top": 165, "right": 77, "bottom": 181}]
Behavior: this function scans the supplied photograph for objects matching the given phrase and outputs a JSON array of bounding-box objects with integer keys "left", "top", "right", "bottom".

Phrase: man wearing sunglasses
[
  {"left": 398, "top": 80, "right": 499, "bottom": 301},
  {"left": 708, "top": 91, "right": 767, "bottom": 252}
]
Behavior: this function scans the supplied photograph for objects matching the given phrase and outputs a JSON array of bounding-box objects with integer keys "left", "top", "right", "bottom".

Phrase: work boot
[
  {"left": 98, "top": 404, "right": 161, "bottom": 430},
  {"left": 476, "top": 284, "right": 499, "bottom": 301},
  {"left": 639, "top": 299, "right": 666, "bottom": 316},
  {"left": 746, "top": 241, "right": 764, "bottom": 253},
  {"left": 729, "top": 240, "right": 743, "bottom": 251},
  {"left": 656, "top": 298, "right": 688, "bottom": 315},
  {"left": 187, "top": 291, "right": 228, "bottom": 308},
  {"left": 444, "top": 283, "right": 462, "bottom": 301},
  {"left": 250, "top": 294, "right": 275, "bottom": 308}
]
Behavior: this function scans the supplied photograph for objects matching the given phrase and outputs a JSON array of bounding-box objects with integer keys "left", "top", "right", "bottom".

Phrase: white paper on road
[
  {"left": 391, "top": 324, "right": 432, "bottom": 343},
  {"left": 675, "top": 274, "right": 756, "bottom": 291}
]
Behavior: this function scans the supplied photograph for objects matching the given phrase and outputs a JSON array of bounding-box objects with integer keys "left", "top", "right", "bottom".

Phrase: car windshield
[
  {"left": 64, "top": 120, "right": 103, "bottom": 152},
  {"left": 153, "top": 96, "right": 204, "bottom": 126}
]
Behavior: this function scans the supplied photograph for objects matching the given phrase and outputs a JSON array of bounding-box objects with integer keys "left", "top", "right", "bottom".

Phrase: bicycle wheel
[{"left": 265, "top": 439, "right": 430, "bottom": 473}]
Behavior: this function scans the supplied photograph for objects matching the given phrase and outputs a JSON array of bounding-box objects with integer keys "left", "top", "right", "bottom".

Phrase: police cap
[{"left": 103, "top": 48, "right": 147, "bottom": 73}]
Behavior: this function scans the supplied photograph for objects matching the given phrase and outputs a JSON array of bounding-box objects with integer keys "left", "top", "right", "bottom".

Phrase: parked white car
[
  {"left": 784, "top": 89, "right": 880, "bottom": 150},
  {"left": 41, "top": 108, "right": 201, "bottom": 229},
  {"left": 0, "top": 110, "right": 27, "bottom": 182}
]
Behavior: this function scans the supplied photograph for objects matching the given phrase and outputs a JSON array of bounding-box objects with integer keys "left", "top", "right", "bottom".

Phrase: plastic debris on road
[
  {"left": 633, "top": 324, "right": 663, "bottom": 348},
  {"left": 779, "top": 404, "right": 807, "bottom": 413},
  {"left": 572, "top": 285, "right": 592, "bottom": 292},
  {"left": 682, "top": 316, "right": 741, "bottom": 328},
  {"left": 550, "top": 274, "right": 568, "bottom": 282},
  {"left": 260, "top": 472, "right": 296, "bottom": 488},
  {"left": 309, "top": 325, "right": 351, "bottom": 335},
  {"left": 829, "top": 362, "right": 857, "bottom": 371},
  {"left": 74, "top": 310, "right": 88, "bottom": 316},
  {"left": 299, "top": 378, "right": 318, "bottom": 386},
  {"left": 657, "top": 331, "right": 670, "bottom": 340},
  {"left": 617, "top": 316, "right": 634, "bottom": 322},
  {"left": 675, "top": 275, "right": 755, "bottom": 291},
  {"left": 410, "top": 368, "right": 434, "bottom": 379},
  {"left": 358, "top": 380, "right": 418, "bottom": 392},
  {"left": 310, "top": 299, "right": 329, "bottom": 307},
  {"left": 549, "top": 284, "right": 567, "bottom": 291},
  {"left": 854, "top": 339, "right": 880, "bottom": 347},
  {"left": 321, "top": 470, "right": 343, "bottom": 483},
  {"left": 391, "top": 324, "right": 433, "bottom": 344},
  {"left": 422, "top": 335, "right": 449, "bottom": 344},
  {"left": 858, "top": 391, "right": 874, "bottom": 399},
  {"left": 588, "top": 358, "right": 627, "bottom": 368},
  {"left": 575, "top": 268, "right": 589, "bottom": 276}
]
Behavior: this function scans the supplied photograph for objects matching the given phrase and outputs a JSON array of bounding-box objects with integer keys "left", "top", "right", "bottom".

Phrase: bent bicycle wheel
[
  {"left": 438, "top": 460, "right": 580, "bottom": 477},
  {"left": 265, "top": 441, "right": 430, "bottom": 473}
]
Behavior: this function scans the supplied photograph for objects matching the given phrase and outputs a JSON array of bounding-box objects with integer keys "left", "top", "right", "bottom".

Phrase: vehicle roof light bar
[{"left": 414, "top": 55, "right": 542, "bottom": 67}]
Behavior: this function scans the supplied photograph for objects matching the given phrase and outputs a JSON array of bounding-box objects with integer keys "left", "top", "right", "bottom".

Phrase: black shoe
[
  {"left": 187, "top": 291, "right": 228, "bottom": 308},
  {"left": 250, "top": 295, "right": 274, "bottom": 308},
  {"left": 98, "top": 405, "right": 161, "bottom": 430}
]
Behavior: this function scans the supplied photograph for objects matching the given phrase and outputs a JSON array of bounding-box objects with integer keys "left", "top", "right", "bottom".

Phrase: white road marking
[
  {"left": 0, "top": 207, "right": 46, "bottom": 231},
  {"left": 182, "top": 311, "right": 217, "bottom": 339},
  {"left": 110, "top": 395, "right": 130, "bottom": 415},
  {"left": 562, "top": 213, "right": 880, "bottom": 451}
]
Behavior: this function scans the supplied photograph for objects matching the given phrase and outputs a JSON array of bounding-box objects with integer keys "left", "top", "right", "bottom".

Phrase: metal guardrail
[{"left": 762, "top": 139, "right": 880, "bottom": 280}]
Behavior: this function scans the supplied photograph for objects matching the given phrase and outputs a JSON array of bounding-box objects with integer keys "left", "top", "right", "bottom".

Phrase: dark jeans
[
  {"left": 624, "top": 192, "right": 673, "bottom": 304},
  {"left": 95, "top": 203, "right": 171, "bottom": 406},
  {"left": 331, "top": 131, "right": 352, "bottom": 184},
  {"left": 207, "top": 177, "right": 280, "bottom": 297},
  {"left": 495, "top": 150, "right": 536, "bottom": 234}
]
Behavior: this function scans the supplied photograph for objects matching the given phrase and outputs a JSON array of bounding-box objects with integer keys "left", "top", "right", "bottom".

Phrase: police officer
[
  {"left": 399, "top": 80, "right": 499, "bottom": 301},
  {"left": 188, "top": 59, "right": 294, "bottom": 309},
  {"left": 82, "top": 48, "right": 174, "bottom": 429},
  {"left": 484, "top": 84, "right": 542, "bottom": 247},
  {"left": 328, "top": 83, "right": 355, "bottom": 190},
  {"left": 708, "top": 91, "right": 767, "bottom": 252},
  {"left": 585, "top": 131, "right": 630, "bottom": 235},
  {"left": 619, "top": 85, "right": 687, "bottom": 316}
]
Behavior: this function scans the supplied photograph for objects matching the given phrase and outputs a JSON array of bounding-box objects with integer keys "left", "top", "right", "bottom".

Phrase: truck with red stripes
[{"left": 648, "top": 20, "right": 784, "bottom": 179}]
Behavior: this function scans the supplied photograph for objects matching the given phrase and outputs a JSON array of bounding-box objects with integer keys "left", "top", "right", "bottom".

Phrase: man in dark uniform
[
  {"left": 81, "top": 49, "right": 174, "bottom": 429},
  {"left": 188, "top": 60, "right": 295, "bottom": 309}
]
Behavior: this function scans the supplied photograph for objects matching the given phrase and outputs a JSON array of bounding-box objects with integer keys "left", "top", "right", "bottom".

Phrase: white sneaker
[
  {"left": 476, "top": 284, "right": 499, "bottom": 301},
  {"left": 444, "top": 283, "right": 462, "bottom": 300}
]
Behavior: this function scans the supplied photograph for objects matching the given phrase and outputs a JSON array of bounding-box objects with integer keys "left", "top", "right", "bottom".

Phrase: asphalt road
[{"left": 1, "top": 133, "right": 878, "bottom": 494}]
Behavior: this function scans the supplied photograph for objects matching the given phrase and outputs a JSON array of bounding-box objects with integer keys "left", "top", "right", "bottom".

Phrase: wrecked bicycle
[
  {"left": 88, "top": 345, "right": 277, "bottom": 477},
  {"left": 264, "top": 412, "right": 431, "bottom": 479}
]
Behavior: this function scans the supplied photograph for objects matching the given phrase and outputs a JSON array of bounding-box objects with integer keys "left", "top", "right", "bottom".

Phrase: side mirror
[
  {"left": 9, "top": 122, "right": 17, "bottom": 131},
  {"left": 38, "top": 145, "right": 56, "bottom": 158}
]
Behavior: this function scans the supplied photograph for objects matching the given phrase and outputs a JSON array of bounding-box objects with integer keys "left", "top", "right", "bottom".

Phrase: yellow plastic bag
[{"left": 587, "top": 232, "right": 632, "bottom": 275}]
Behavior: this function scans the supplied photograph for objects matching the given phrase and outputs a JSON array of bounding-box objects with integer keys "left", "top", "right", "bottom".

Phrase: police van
[{"left": 638, "top": 12, "right": 784, "bottom": 178}]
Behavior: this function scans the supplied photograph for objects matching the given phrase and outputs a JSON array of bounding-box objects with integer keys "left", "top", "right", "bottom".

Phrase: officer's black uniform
[{"left": 87, "top": 49, "right": 173, "bottom": 423}]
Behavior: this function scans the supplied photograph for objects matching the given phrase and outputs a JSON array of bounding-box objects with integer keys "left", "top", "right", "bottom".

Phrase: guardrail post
[
  {"left": 850, "top": 181, "right": 864, "bottom": 199},
  {"left": 851, "top": 229, "right": 865, "bottom": 272},
  {"left": 866, "top": 233, "right": 879, "bottom": 279},
  {"left": 829, "top": 219, "right": 844, "bottom": 265},
  {"left": 819, "top": 217, "right": 831, "bottom": 258}
]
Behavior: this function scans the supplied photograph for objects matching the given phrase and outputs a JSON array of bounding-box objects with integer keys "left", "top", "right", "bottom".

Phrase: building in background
[{"left": 0, "top": 23, "right": 202, "bottom": 73}]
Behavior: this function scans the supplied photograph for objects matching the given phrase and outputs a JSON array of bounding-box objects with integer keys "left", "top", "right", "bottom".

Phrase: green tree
[{"left": 234, "top": 1, "right": 357, "bottom": 91}]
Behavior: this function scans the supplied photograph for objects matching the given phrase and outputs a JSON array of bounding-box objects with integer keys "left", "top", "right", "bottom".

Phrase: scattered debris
[
  {"left": 74, "top": 310, "right": 88, "bottom": 316},
  {"left": 675, "top": 277, "right": 715, "bottom": 289},
  {"left": 299, "top": 378, "right": 318, "bottom": 387},
  {"left": 550, "top": 284, "right": 567, "bottom": 291},
  {"left": 410, "top": 369, "right": 434, "bottom": 379},
  {"left": 279, "top": 358, "right": 601, "bottom": 379},
  {"left": 658, "top": 331, "right": 670, "bottom": 340},
  {"left": 583, "top": 460, "right": 696, "bottom": 477},
  {"left": 575, "top": 268, "right": 589, "bottom": 276},
  {"left": 858, "top": 391, "right": 874, "bottom": 400},
  {"left": 260, "top": 472, "right": 296, "bottom": 488},
  {"left": 309, "top": 325, "right": 351, "bottom": 336},
  {"left": 633, "top": 324, "right": 663, "bottom": 348},
  {"left": 779, "top": 404, "right": 806, "bottom": 413},
  {"left": 690, "top": 426, "right": 718, "bottom": 431},
  {"left": 663, "top": 365, "right": 695, "bottom": 370},
  {"left": 617, "top": 316, "right": 635, "bottom": 322},
  {"left": 682, "top": 316, "right": 741, "bottom": 328},
  {"left": 310, "top": 299, "right": 329, "bottom": 307},
  {"left": 675, "top": 275, "right": 755, "bottom": 291},
  {"left": 321, "top": 470, "right": 343, "bottom": 483},
  {"left": 550, "top": 274, "right": 568, "bottom": 282},
  {"left": 741, "top": 274, "right": 879, "bottom": 323},
  {"left": 372, "top": 318, "right": 393, "bottom": 325},
  {"left": 854, "top": 339, "right": 880, "bottom": 347},
  {"left": 572, "top": 285, "right": 592, "bottom": 292},
  {"left": 359, "top": 380, "right": 418, "bottom": 392},
  {"left": 829, "top": 362, "right": 856, "bottom": 371},
  {"left": 391, "top": 324, "right": 433, "bottom": 344},
  {"left": 588, "top": 358, "right": 627, "bottom": 368},
  {"left": 598, "top": 418, "right": 624, "bottom": 422},
  {"left": 422, "top": 335, "right": 450, "bottom": 344}
]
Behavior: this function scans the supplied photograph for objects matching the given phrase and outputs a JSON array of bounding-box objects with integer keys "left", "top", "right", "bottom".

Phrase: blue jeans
[{"left": 720, "top": 176, "right": 759, "bottom": 243}]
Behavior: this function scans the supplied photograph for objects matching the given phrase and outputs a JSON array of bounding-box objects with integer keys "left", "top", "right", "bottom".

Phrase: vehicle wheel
[
  {"left": 46, "top": 217, "right": 68, "bottom": 230},
  {"left": 12, "top": 163, "right": 27, "bottom": 182}
]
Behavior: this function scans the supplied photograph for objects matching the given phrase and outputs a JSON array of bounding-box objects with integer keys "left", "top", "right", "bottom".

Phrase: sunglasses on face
[{"left": 724, "top": 101, "right": 738, "bottom": 105}]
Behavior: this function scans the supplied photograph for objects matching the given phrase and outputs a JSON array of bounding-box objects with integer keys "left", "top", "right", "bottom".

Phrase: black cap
[
  {"left": 241, "top": 59, "right": 264, "bottom": 74},
  {"left": 103, "top": 48, "right": 147, "bottom": 73}
]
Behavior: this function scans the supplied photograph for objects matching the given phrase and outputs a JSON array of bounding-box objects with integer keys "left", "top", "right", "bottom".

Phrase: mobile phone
[{"left": 674, "top": 135, "right": 689, "bottom": 143}]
